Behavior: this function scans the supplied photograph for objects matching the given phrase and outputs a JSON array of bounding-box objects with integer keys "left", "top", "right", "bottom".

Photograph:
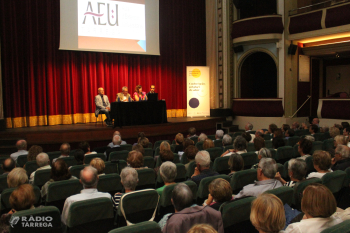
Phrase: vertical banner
[{"left": 187, "top": 66, "right": 210, "bottom": 117}]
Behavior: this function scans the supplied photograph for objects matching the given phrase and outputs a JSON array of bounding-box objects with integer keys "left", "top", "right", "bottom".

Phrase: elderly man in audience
[
  {"left": 2, "top": 158, "right": 16, "bottom": 174},
  {"left": 10, "top": 140, "right": 28, "bottom": 161},
  {"left": 190, "top": 151, "right": 219, "bottom": 185},
  {"left": 160, "top": 183, "right": 224, "bottom": 233},
  {"left": 254, "top": 129, "right": 264, "bottom": 139},
  {"left": 187, "top": 127, "right": 198, "bottom": 139},
  {"left": 334, "top": 135, "right": 349, "bottom": 147},
  {"left": 61, "top": 166, "right": 111, "bottom": 225},
  {"left": 215, "top": 130, "right": 224, "bottom": 141},
  {"left": 245, "top": 122, "right": 254, "bottom": 132},
  {"left": 304, "top": 135, "right": 315, "bottom": 142},
  {"left": 7, "top": 168, "right": 28, "bottom": 188},
  {"left": 198, "top": 133, "right": 208, "bottom": 142},
  {"left": 307, "top": 150, "right": 332, "bottom": 179},
  {"left": 112, "top": 167, "right": 138, "bottom": 209},
  {"left": 275, "top": 158, "right": 307, "bottom": 188},
  {"left": 309, "top": 124, "right": 319, "bottom": 136},
  {"left": 90, "top": 158, "right": 106, "bottom": 176},
  {"left": 52, "top": 143, "right": 70, "bottom": 163},
  {"left": 105, "top": 135, "right": 123, "bottom": 159},
  {"left": 234, "top": 158, "right": 282, "bottom": 199},
  {"left": 331, "top": 145, "right": 350, "bottom": 171},
  {"left": 292, "top": 122, "right": 300, "bottom": 131},
  {"left": 222, "top": 134, "right": 232, "bottom": 148},
  {"left": 251, "top": 148, "right": 272, "bottom": 169},
  {"left": 29, "top": 152, "right": 51, "bottom": 183},
  {"left": 329, "top": 126, "right": 340, "bottom": 138},
  {"left": 221, "top": 136, "right": 247, "bottom": 156},
  {"left": 184, "top": 145, "right": 198, "bottom": 170},
  {"left": 320, "top": 126, "right": 330, "bottom": 133},
  {"left": 157, "top": 162, "right": 177, "bottom": 196},
  {"left": 297, "top": 138, "right": 313, "bottom": 160},
  {"left": 312, "top": 118, "right": 320, "bottom": 127},
  {"left": 241, "top": 132, "right": 252, "bottom": 144},
  {"left": 108, "top": 131, "right": 127, "bottom": 147}
]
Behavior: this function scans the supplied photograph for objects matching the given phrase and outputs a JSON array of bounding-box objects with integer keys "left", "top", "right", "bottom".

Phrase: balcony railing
[{"left": 289, "top": 0, "right": 349, "bottom": 16}]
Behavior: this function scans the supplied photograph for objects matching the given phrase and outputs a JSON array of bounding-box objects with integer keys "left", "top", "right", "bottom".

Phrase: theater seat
[
  {"left": 212, "top": 156, "right": 230, "bottom": 174},
  {"left": 16, "top": 154, "right": 28, "bottom": 167},
  {"left": 143, "top": 156, "right": 155, "bottom": 169},
  {"left": 241, "top": 152, "right": 259, "bottom": 169},
  {"left": 153, "top": 140, "right": 171, "bottom": 151},
  {"left": 320, "top": 219, "right": 350, "bottom": 233},
  {"left": 24, "top": 161, "right": 40, "bottom": 177},
  {"left": 69, "top": 165, "right": 88, "bottom": 178},
  {"left": 195, "top": 141, "right": 204, "bottom": 151},
  {"left": 231, "top": 169, "right": 257, "bottom": 194},
  {"left": 322, "top": 170, "right": 346, "bottom": 194},
  {"left": 33, "top": 169, "right": 51, "bottom": 189},
  {"left": 136, "top": 168, "right": 155, "bottom": 190},
  {"left": 247, "top": 143, "right": 255, "bottom": 152},
  {"left": 265, "top": 186, "right": 293, "bottom": 205},
  {"left": 275, "top": 146, "right": 294, "bottom": 164},
  {"left": 120, "top": 144, "right": 132, "bottom": 152},
  {"left": 60, "top": 156, "right": 78, "bottom": 167},
  {"left": 197, "top": 175, "right": 230, "bottom": 204},
  {"left": 97, "top": 173, "right": 123, "bottom": 196},
  {"left": 47, "top": 151, "right": 61, "bottom": 165},
  {"left": 214, "top": 139, "right": 223, "bottom": 148},
  {"left": 323, "top": 138, "right": 334, "bottom": 151},
  {"left": 311, "top": 141, "right": 323, "bottom": 154},
  {"left": 84, "top": 153, "right": 106, "bottom": 164},
  {"left": 109, "top": 150, "right": 129, "bottom": 161},
  {"left": 287, "top": 136, "right": 300, "bottom": 147},
  {"left": 0, "top": 174, "right": 8, "bottom": 193},
  {"left": 108, "top": 221, "right": 162, "bottom": 233},
  {"left": 144, "top": 148, "right": 153, "bottom": 157},
  {"left": 293, "top": 178, "right": 322, "bottom": 210},
  {"left": 293, "top": 144, "right": 300, "bottom": 158},
  {"left": 205, "top": 147, "right": 223, "bottom": 161}
]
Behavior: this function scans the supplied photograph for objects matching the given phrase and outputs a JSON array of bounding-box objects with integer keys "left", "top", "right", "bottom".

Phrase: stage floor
[{"left": 0, "top": 117, "right": 225, "bottom": 147}]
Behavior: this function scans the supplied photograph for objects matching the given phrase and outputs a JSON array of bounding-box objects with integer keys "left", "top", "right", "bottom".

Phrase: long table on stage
[{"left": 111, "top": 101, "right": 168, "bottom": 127}]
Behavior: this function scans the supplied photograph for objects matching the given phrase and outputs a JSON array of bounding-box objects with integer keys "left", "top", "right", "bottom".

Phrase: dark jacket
[
  {"left": 189, "top": 169, "right": 219, "bottom": 185},
  {"left": 331, "top": 158, "right": 350, "bottom": 171}
]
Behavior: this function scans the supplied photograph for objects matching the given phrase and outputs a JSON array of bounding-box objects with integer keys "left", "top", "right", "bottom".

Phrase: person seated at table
[
  {"left": 116, "top": 86, "right": 132, "bottom": 102},
  {"left": 147, "top": 84, "right": 156, "bottom": 98},
  {"left": 133, "top": 85, "right": 148, "bottom": 101}
]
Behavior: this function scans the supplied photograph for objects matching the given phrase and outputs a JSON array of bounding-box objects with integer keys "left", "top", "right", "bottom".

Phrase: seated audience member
[
  {"left": 241, "top": 132, "right": 252, "bottom": 144},
  {"left": 7, "top": 168, "right": 28, "bottom": 188},
  {"left": 112, "top": 167, "right": 138, "bottom": 209},
  {"left": 139, "top": 137, "right": 150, "bottom": 148},
  {"left": 273, "top": 129, "right": 283, "bottom": 139},
  {"left": 215, "top": 130, "right": 224, "bottom": 141},
  {"left": 222, "top": 134, "right": 232, "bottom": 147},
  {"left": 108, "top": 131, "right": 127, "bottom": 147},
  {"left": 250, "top": 193, "right": 285, "bottom": 233},
  {"left": 251, "top": 148, "right": 272, "bottom": 169},
  {"left": 90, "top": 158, "right": 105, "bottom": 176},
  {"left": 253, "top": 137, "right": 265, "bottom": 152},
  {"left": 52, "top": 143, "right": 71, "bottom": 163},
  {"left": 266, "top": 124, "right": 278, "bottom": 136},
  {"left": 10, "top": 140, "right": 28, "bottom": 162},
  {"left": 221, "top": 136, "right": 247, "bottom": 157},
  {"left": 203, "top": 139, "right": 214, "bottom": 150},
  {"left": 312, "top": 118, "right": 320, "bottom": 127},
  {"left": 301, "top": 122, "right": 309, "bottom": 130},
  {"left": 184, "top": 145, "right": 198, "bottom": 170},
  {"left": 105, "top": 135, "right": 123, "bottom": 159},
  {"left": 343, "top": 126, "right": 350, "bottom": 137},
  {"left": 198, "top": 133, "right": 208, "bottom": 142},
  {"left": 190, "top": 151, "right": 219, "bottom": 185},
  {"left": 79, "top": 141, "right": 96, "bottom": 155},
  {"left": 27, "top": 145, "right": 43, "bottom": 162},
  {"left": 307, "top": 150, "right": 332, "bottom": 179},
  {"left": 29, "top": 152, "right": 51, "bottom": 183},
  {"left": 174, "top": 133, "right": 184, "bottom": 154},
  {"left": 334, "top": 135, "right": 349, "bottom": 147},
  {"left": 320, "top": 126, "right": 330, "bottom": 133},
  {"left": 187, "top": 224, "right": 218, "bottom": 233},
  {"left": 187, "top": 127, "right": 198, "bottom": 139},
  {"left": 73, "top": 149, "right": 85, "bottom": 165},
  {"left": 61, "top": 166, "right": 111, "bottom": 225},
  {"left": 157, "top": 162, "right": 177, "bottom": 196},
  {"left": 2, "top": 158, "right": 15, "bottom": 174},
  {"left": 272, "top": 137, "right": 285, "bottom": 150},
  {"left": 228, "top": 153, "right": 244, "bottom": 177},
  {"left": 304, "top": 135, "right": 315, "bottom": 142},
  {"left": 341, "top": 122, "right": 350, "bottom": 129},
  {"left": 331, "top": 145, "right": 350, "bottom": 171},
  {"left": 275, "top": 159, "right": 307, "bottom": 187},
  {"left": 292, "top": 122, "right": 300, "bottom": 131},
  {"left": 297, "top": 138, "right": 313, "bottom": 160},
  {"left": 309, "top": 124, "right": 319, "bottom": 136},
  {"left": 132, "top": 144, "right": 145, "bottom": 156},
  {"left": 41, "top": 158, "right": 78, "bottom": 198},
  {"left": 284, "top": 183, "right": 342, "bottom": 233},
  {"left": 127, "top": 150, "right": 147, "bottom": 169},
  {"left": 282, "top": 124, "right": 290, "bottom": 134},
  {"left": 116, "top": 86, "right": 133, "bottom": 102},
  {"left": 0, "top": 184, "right": 37, "bottom": 232},
  {"left": 334, "top": 123, "right": 343, "bottom": 130},
  {"left": 160, "top": 183, "right": 224, "bottom": 233},
  {"left": 160, "top": 141, "right": 171, "bottom": 152},
  {"left": 285, "top": 129, "right": 295, "bottom": 139},
  {"left": 155, "top": 150, "right": 174, "bottom": 175},
  {"left": 203, "top": 178, "right": 232, "bottom": 210},
  {"left": 234, "top": 158, "right": 282, "bottom": 199},
  {"left": 329, "top": 126, "right": 340, "bottom": 138},
  {"left": 182, "top": 138, "right": 195, "bottom": 157},
  {"left": 245, "top": 122, "right": 254, "bottom": 133},
  {"left": 133, "top": 85, "right": 148, "bottom": 101},
  {"left": 255, "top": 129, "right": 265, "bottom": 139}
]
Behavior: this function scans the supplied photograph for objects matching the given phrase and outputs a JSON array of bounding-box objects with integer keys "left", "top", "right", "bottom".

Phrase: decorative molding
[
  {"left": 321, "top": 9, "right": 327, "bottom": 29},
  {"left": 233, "top": 34, "right": 282, "bottom": 44}
]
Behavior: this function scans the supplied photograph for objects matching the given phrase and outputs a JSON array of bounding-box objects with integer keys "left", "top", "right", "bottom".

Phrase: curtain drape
[{"left": 0, "top": 0, "right": 206, "bottom": 128}]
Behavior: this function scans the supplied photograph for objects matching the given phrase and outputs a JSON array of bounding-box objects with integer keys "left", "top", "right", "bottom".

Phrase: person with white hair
[
  {"left": 112, "top": 167, "right": 138, "bottom": 209},
  {"left": 10, "top": 140, "right": 28, "bottom": 161},
  {"left": 61, "top": 166, "right": 111, "bottom": 225},
  {"left": 245, "top": 123, "right": 255, "bottom": 142},
  {"left": 95, "top": 87, "right": 112, "bottom": 126},
  {"left": 157, "top": 162, "right": 177, "bottom": 196},
  {"left": 190, "top": 151, "right": 219, "bottom": 185},
  {"left": 215, "top": 130, "right": 224, "bottom": 140},
  {"left": 222, "top": 134, "right": 232, "bottom": 147},
  {"left": 52, "top": 143, "right": 71, "bottom": 163},
  {"left": 116, "top": 86, "right": 132, "bottom": 102},
  {"left": 105, "top": 135, "right": 124, "bottom": 159},
  {"left": 331, "top": 145, "right": 350, "bottom": 171},
  {"left": 107, "top": 131, "right": 127, "bottom": 147},
  {"left": 29, "top": 152, "right": 51, "bottom": 183},
  {"left": 198, "top": 133, "right": 208, "bottom": 142}
]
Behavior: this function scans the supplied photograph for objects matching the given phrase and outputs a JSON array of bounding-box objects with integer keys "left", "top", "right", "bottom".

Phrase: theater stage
[{"left": 0, "top": 117, "right": 225, "bottom": 154}]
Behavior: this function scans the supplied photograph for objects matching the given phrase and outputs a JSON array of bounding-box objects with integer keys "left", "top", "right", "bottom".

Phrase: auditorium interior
[{"left": 1, "top": 0, "right": 350, "bottom": 232}]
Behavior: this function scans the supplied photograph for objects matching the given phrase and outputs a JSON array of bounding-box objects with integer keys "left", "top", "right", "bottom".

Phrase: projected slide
[
  {"left": 60, "top": 0, "right": 159, "bottom": 55},
  {"left": 78, "top": 0, "right": 146, "bottom": 52}
]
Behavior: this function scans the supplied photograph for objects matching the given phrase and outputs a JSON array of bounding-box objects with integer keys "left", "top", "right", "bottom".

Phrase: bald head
[
  {"left": 312, "top": 118, "right": 319, "bottom": 125},
  {"left": 36, "top": 153, "right": 50, "bottom": 167},
  {"left": 113, "top": 131, "right": 121, "bottom": 137},
  {"left": 2, "top": 158, "right": 15, "bottom": 173},
  {"left": 255, "top": 130, "right": 264, "bottom": 138},
  {"left": 80, "top": 166, "right": 98, "bottom": 189},
  {"left": 16, "top": 140, "right": 27, "bottom": 151},
  {"left": 60, "top": 143, "right": 70, "bottom": 156},
  {"left": 98, "top": 87, "right": 104, "bottom": 95},
  {"left": 113, "top": 135, "right": 122, "bottom": 145}
]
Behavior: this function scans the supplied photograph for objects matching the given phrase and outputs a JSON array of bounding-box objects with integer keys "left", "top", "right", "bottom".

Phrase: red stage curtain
[{"left": 0, "top": 0, "right": 206, "bottom": 128}]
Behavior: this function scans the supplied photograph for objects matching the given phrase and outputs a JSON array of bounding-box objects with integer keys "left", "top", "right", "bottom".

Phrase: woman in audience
[
  {"left": 73, "top": 149, "right": 85, "bottom": 165},
  {"left": 79, "top": 141, "right": 96, "bottom": 155},
  {"left": 251, "top": 148, "right": 272, "bottom": 169},
  {"left": 275, "top": 159, "right": 307, "bottom": 188},
  {"left": 284, "top": 183, "right": 342, "bottom": 233},
  {"left": 250, "top": 193, "right": 285, "bottom": 233},
  {"left": 27, "top": 145, "right": 43, "bottom": 162},
  {"left": 132, "top": 144, "right": 145, "bottom": 156},
  {"left": 334, "top": 135, "right": 348, "bottom": 147},
  {"left": 272, "top": 137, "right": 285, "bottom": 150},
  {"left": 228, "top": 153, "right": 244, "bottom": 177},
  {"left": 7, "top": 168, "right": 28, "bottom": 188},
  {"left": 203, "top": 139, "right": 214, "bottom": 150},
  {"left": 127, "top": 150, "right": 147, "bottom": 170},
  {"left": 254, "top": 137, "right": 265, "bottom": 153},
  {"left": 204, "top": 178, "right": 232, "bottom": 210},
  {"left": 184, "top": 145, "right": 198, "bottom": 170},
  {"left": 41, "top": 158, "right": 77, "bottom": 199},
  {"left": 297, "top": 138, "right": 312, "bottom": 160},
  {"left": 187, "top": 224, "right": 218, "bottom": 233},
  {"left": 178, "top": 138, "right": 194, "bottom": 159},
  {"left": 160, "top": 141, "right": 171, "bottom": 153},
  {"left": 273, "top": 129, "right": 284, "bottom": 139},
  {"left": 222, "top": 134, "right": 232, "bottom": 147},
  {"left": 90, "top": 158, "right": 105, "bottom": 176},
  {"left": 133, "top": 85, "right": 147, "bottom": 101},
  {"left": 329, "top": 126, "right": 340, "bottom": 138},
  {"left": 139, "top": 137, "right": 149, "bottom": 148},
  {"left": 221, "top": 136, "right": 247, "bottom": 157},
  {"left": 307, "top": 150, "right": 332, "bottom": 179},
  {"left": 174, "top": 133, "right": 184, "bottom": 154},
  {"left": 112, "top": 167, "right": 138, "bottom": 209},
  {"left": 156, "top": 162, "right": 177, "bottom": 196},
  {"left": 0, "top": 184, "right": 37, "bottom": 232},
  {"left": 154, "top": 150, "right": 174, "bottom": 175}
]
